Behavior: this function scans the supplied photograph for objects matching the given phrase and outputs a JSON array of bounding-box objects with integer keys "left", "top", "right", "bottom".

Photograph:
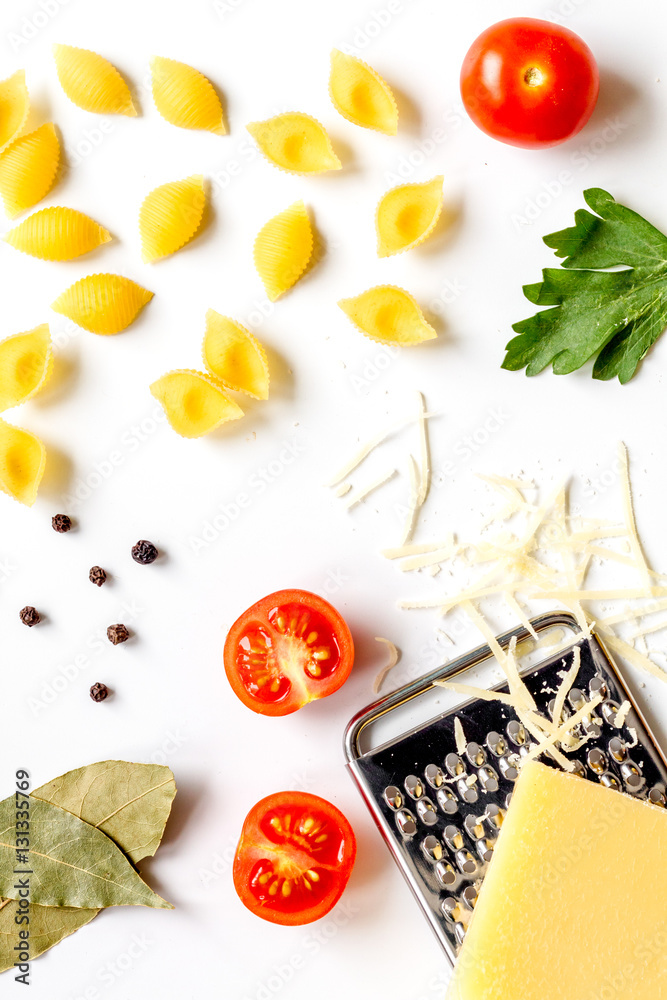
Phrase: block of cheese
[{"left": 447, "top": 760, "right": 667, "bottom": 1000}]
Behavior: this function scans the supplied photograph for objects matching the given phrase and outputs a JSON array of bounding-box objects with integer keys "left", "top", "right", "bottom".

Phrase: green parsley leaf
[{"left": 503, "top": 188, "right": 667, "bottom": 383}]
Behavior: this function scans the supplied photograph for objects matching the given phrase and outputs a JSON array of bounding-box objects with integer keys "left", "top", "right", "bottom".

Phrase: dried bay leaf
[
  {"left": 0, "top": 797, "right": 173, "bottom": 910},
  {"left": 33, "top": 760, "right": 176, "bottom": 864},
  {"left": 0, "top": 761, "right": 176, "bottom": 973},
  {"left": 0, "top": 899, "right": 96, "bottom": 972}
]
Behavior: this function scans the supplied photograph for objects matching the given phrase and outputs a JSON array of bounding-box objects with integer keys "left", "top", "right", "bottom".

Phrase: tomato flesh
[
  {"left": 460, "top": 18, "right": 599, "bottom": 148},
  {"left": 233, "top": 791, "right": 357, "bottom": 925},
  {"left": 224, "top": 590, "right": 354, "bottom": 716}
]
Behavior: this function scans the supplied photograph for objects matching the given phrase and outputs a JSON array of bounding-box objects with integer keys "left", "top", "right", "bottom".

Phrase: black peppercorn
[
  {"left": 132, "top": 539, "right": 158, "bottom": 564},
  {"left": 89, "top": 566, "right": 107, "bottom": 587},
  {"left": 52, "top": 514, "right": 73, "bottom": 533},
  {"left": 107, "top": 623, "right": 130, "bottom": 645},
  {"left": 19, "top": 606, "right": 40, "bottom": 627},
  {"left": 90, "top": 682, "right": 109, "bottom": 702}
]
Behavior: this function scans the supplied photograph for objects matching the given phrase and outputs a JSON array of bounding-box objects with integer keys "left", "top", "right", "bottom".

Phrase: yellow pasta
[
  {"left": 0, "top": 123, "right": 61, "bottom": 218},
  {"left": 0, "top": 70, "right": 30, "bottom": 152},
  {"left": 203, "top": 310, "right": 269, "bottom": 400},
  {"left": 375, "top": 176, "right": 443, "bottom": 257},
  {"left": 254, "top": 200, "right": 313, "bottom": 302},
  {"left": 150, "top": 370, "right": 244, "bottom": 438},
  {"left": 329, "top": 50, "right": 398, "bottom": 135},
  {"left": 338, "top": 286, "right": 437, "bottom": 346},
  {"left": 139, "top": 175, "right": 205, "bottom": 263},
  {"left": 52, "top": 44, "right": 136, "bottom": 116},
  {"left": 52, "top": 274, "right": 153, "bottom": 335},
  {"left": 0, "top": 419, "right": 46, "bottom": 506},
  {"left": 0, "top": 325, "right": 53, "bottom": 411},
  {"left": 150, "top": 56, "right": 225, "bottom": 135},
  {"left": 5, "top": 207, "right": 112, "bottom": 261},
  {"left": 246, "top": 113, "right": 341, "bottom": 174}
]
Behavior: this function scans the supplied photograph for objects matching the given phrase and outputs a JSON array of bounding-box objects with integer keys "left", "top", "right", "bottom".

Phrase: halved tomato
[
  {"left": 224, "top": 589, "right": 354, "bottom": 716},
  {"left": 233, "top": 791, "right": 357, "bottom": 925}
]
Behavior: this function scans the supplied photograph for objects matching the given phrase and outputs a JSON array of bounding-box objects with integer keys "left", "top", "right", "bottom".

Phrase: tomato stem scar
[{"left": 523, "top": 66, "right": 544, "bottom": 87}]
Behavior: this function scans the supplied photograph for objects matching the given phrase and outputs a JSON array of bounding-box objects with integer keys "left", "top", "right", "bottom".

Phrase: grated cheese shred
[
  {"left": 523, "top": 693, "right": 604, "bottom": 770},
  {"left": 325, "top": 407, "right": 437, "bottom": 487},
  {"left": 329, "top": 416, "right": 667, "bottom": 708},
  {"left": 345, "top": 468, "right": 397, "bottom": 509},
  {"left": 552, "top": 647, "right": 581, "bottom": 730},
  {"left": 454, "top": 716, "right": 466, "bottom": 756},
  {"left": 382, "top": 538, "right": 454, "bottom": 560},
  {"left": 399, "top": 455, "right": 421, "bottom": 546},
  {"left": 614, "top": 700, "right": 632, "bottom": 728},
  {"left": 618, "top": 441, "right": 652, "bottom": 593},
  {"left": 372, "top": 637, "right": 400, "bottom": 694}
]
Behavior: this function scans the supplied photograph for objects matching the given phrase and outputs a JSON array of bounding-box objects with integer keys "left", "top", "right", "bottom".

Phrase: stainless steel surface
[{"left": 343, "top": 611, "right": 667, "bottom": 964}]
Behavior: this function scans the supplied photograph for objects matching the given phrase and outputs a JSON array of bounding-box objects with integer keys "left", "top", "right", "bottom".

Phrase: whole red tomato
[{"left": 460, "top": 17, "right": 599, "bottom": 148}]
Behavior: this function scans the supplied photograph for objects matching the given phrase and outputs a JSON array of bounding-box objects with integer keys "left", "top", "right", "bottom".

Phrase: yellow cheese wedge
[{"left": 447, "top": 760, "right": 667, "bottom": 1000}]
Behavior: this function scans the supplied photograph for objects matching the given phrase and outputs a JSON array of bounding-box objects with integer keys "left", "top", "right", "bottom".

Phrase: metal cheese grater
[{"left": 344, "top": 611, "right": 667, "bottom": 963}]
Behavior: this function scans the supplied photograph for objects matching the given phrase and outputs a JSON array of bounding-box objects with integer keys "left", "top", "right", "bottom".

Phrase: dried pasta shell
[
  {"left": 150, "top": 56, "right": 225, "bottom": 135},
  {"left": 52, "top": 44, "right": 136, "bottom": 116},
  {"left": 329, "top": 50, "right": 398, "bottom": 135},
  {"left": 375, "top": 176, "right": 443, "bottom": 257},
  {"left": 338, "top": 286, "right": 437, "bottom": 346},
  {"left": 150, "top": 369, "right": 244, "bottom": 438},
  {"left": 0, "top": 325, "right": 53, "bottom": 411},
  {"left": 52, "top": 274, "right": 153, "bottom": 335},
  {"left": 139, "top": 174, "right": 205, "bottom": 263},
  {"left": 0, "top": 70, "right": 30, "bottom": 152},
  {"left": 203, "top": 310, "right": 269, "bottom": 400},
  {"left": 5, "top": 207, "right": 112, "bottom": 261},
  {"left": 0, "top": 123, "right": 61, "bottom": 218},
  {"left": 254, "top": 200, "right": 313, "bottom": 302},
  {"left": 246, "top": 113, "right": 341, "bottom": 175},
  {"left": 0, "top": 419, "right": 46, "bottom": 506}
]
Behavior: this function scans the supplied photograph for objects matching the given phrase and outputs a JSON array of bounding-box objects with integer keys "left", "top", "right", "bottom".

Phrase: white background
[{"left": 2, "top": 0, "right": 667, "bottom": 997}]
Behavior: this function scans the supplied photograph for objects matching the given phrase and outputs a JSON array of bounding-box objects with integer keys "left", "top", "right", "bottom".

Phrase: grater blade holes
[
  {"left": 463, "top": 814, "right": 484, "bottom": 840},
  {"left": 461, "top": 885, "right": 477, "bottom": 908},
  {"left": 478, "top": 765, "right": 499, "bottom": 792},
  {"left": 457, "top": 777, "right": 479, "bottom": 803},
  {"left": 620, "top": 762, "right": 644, "bottom": 793},
  {"left": 568, "top": 687, "right": 586, "bottom": 710},
  {"left": 455, "top": 849, "right": 477, "bottom": 875},
  {"left": 649, "top": 786, "right": 666, "bottom": 807},
  {"left": 435, "top": 861, "right": 457, "bottom": 887},
  {"left": 437, "top": 787, "right": 459, "bottom": 815},
  {"left": 445, "top": 752, "right": 465, "bottom": 777},
  {"left": 587, "top": 748, "right": 607, "bottom": 774},
  {"left": 499, "top": 755, "right": 519, "bottom": 781},
  {"left": 506, "top": 720, "right": 526, "bottom": 745},
  {"left": 421, "top": 834, "right": 444, "bottom": 861},
  {"left": 465, "top": 742, "right": 487, "bottom": 767},
  {"left": 601, "top": 700, "right": 622, "bottom": 724},
  {"left": 444, "top": 825, "right": 464, "bottom": 851},
  {"left": 404, "top": 775, "right": 424, "bottom": 799},
  {"left": 416, "top": 797, "right": 439, "bottom": 825},
  {"left": 383, "top": 785, "right": 403, "bottom": 810},
  {"left": 486, "top": 731, "right": 507, "bottom": 756},
  {"left": 425, "top": 763, "right": 445, "bottom": 788},
  {"left": 476, "top": 839, "right": 494, "bottom": 863},
  {"left": 589, "top": 676, "right": 607, "bottom": 699},
  {"left": 395, "top": 809, "right": 417, "bottom": 837}
]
